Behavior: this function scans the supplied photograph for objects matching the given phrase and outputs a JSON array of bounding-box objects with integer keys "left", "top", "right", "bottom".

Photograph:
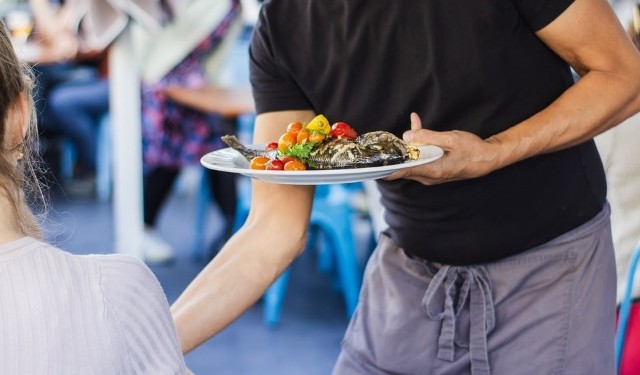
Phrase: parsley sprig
[{"left": 278, "top": 141, "right": 317, "bottom": 168}]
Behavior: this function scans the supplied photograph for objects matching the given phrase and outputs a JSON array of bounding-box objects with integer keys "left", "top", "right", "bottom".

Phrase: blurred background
[{"left": 0, "top": 0, "right": 381, "bottom": 373}]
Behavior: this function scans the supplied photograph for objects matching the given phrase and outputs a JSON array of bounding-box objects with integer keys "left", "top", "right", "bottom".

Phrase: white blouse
[{"left": 0, "top": 237, "right": 187, "bottom": 374}]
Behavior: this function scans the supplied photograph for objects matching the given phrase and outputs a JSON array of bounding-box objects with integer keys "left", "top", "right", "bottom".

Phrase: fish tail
[{"left": 221, "top": 135, "right": 260, "bottom": 161}]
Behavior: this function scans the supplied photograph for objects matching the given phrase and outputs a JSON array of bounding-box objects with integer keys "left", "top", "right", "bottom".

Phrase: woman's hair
[{"left": 0, "top": 20, "right": 45, "bottom": 238}]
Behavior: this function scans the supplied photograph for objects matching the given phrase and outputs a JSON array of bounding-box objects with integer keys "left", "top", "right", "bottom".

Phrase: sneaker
[{"left": 142, "top": 227, "right": 175, "bottom": 264}]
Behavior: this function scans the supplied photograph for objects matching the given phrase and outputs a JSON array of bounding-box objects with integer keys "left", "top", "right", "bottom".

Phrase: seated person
[
  {"left": 138, "top": 0, "right": 244, "bottom": 263},
  {"left": 47, "top": 68, "right": 109, "bottom": 196},
  {"left": 0, "top": 22, "right": 187, "bottom": 374},
  {"left": 21, "top": 0, "right": 109, "bottom": 195}
]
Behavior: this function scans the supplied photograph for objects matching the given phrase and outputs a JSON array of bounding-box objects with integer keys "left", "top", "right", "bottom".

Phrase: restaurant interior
[{"left": 0, "top": 0, "right": 378, "bottom": 373}]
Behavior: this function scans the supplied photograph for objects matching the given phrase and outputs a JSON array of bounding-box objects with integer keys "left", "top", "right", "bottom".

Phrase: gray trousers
[{"left": 333, "top": 205, "right": 616, "bottom": 375}]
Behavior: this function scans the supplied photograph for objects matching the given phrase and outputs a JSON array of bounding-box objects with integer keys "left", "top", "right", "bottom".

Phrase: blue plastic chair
[
  {"left": 232, "top": 182, "right": 363, "bottom": 327},
  {"left": 263, "top": 183, "right": 363, "bottom": 327},
  {"left": 615, "top": 240, "right": 640, "bottom": 372},
  {"left": 95, "top": 114, "right": 112, "bottom": 202}
]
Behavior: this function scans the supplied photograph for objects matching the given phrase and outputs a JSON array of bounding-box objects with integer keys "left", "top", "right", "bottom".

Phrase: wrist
[{"left": 484, "top": 134, "right": 513, "bottom": 171}]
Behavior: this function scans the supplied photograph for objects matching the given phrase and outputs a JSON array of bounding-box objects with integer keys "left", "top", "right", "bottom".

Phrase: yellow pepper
[{"left": 305, "top": 114, "right": 331, "bottom": 135}]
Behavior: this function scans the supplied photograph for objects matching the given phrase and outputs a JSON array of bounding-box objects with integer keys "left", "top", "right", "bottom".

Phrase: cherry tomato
[
  {"left": 296, "top": 128, "right": 310, "bottom": 143},
  {"left": 266, "top": 159, "right": 285, "bottom": 170},
  {"left": 308, "top": 131, "right": 326, "bottom": 144},
  {"left": 287, "top": 122, "right": 303, "bottom": 137},
  {"left": 330, "top": 122, "right": 357, "bottom": 140},
  {"left": 284, "top": 160, "right": 307, "bottom": 170},
  {"left": 265, "top": 142, "right": 278, "bottom": 151},
  {"left": 279, "top": 156, "right": 297, "bottom": 164},
  {"left": 278, "top": 132, "right": 296, "bottom": 152},
  {"left": 249, "top": 156, "right": 270, "bottom": 170}
]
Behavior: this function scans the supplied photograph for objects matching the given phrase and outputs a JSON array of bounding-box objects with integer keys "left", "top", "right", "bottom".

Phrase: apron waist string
[{"left": 422, "top": 265, "right": 495, "bottom": 375}]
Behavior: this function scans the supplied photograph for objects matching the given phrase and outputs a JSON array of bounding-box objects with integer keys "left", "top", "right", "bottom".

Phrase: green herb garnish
[{"left": 278, "top": 141, "right": 317, "bottom": 168}]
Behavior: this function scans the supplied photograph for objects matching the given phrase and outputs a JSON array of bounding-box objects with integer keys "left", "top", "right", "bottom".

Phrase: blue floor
[{"left": 42, "top": 170, "right": 370, "bottom": 375}]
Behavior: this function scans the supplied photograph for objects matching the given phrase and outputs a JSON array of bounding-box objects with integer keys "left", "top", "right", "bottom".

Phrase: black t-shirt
[{"left": 249, "top": 0, "right": 606, "bottom": 265}]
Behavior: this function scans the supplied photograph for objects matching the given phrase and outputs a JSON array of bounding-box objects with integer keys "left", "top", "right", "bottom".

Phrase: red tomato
[
  {"left": 331, "top": 122, "right": 357, "bottom": 140},
  {"left": 266, "top": 159, "right": 285, "bottom": 170},
  {"left": 249, "top": 156, "right": 270, "bottom": 170},
  {"left": 284, "top": 160, "right": 307, "bottom": 170},
  {"left": 278, "top": 132, "right": 296, "bottom": 152},
  {"left": 279, "top": 156, "right": 297, "bottom": 164},
  {"left": 265, "top": 142, "right": 278, "bottom": 151}
]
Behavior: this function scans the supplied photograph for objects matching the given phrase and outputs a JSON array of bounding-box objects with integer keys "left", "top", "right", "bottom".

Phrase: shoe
[{"left": 142, "top": 227, "right": 175, "bottom": 265}]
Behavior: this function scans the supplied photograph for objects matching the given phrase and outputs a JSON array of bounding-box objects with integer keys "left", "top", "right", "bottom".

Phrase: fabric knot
[{"left": 422, "top": 265, "right": 495, "bottom": 375}]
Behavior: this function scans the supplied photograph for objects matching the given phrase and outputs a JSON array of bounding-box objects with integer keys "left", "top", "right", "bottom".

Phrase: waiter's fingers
[{"left": 410, "top": 112, "right": 423, "bottom": 130}]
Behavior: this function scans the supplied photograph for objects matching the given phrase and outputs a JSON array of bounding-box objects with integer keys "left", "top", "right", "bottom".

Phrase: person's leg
[
  {"left": 206, "top": 169, "right": 237, "bottom": 255},
  {"left": 142, "top": 167, "right": 180, "bottom": 264},
  {"left": 207, "top": 170, "right": 238, "bottom": 220},
  {"left": 486, "top": 205, "right": 615, "bottom": 375},
  {"left": 34, "top": 64, "right": 101, "bottom": 188},
  {"left": 143, "top": 167, "right": 180, "bottom": 227},
  {"left": 48, "top": 79, "right": 109, "bottom": 174},
  {"left": 32, "top": 63, "right": 75, "bottom": 131},
  {"left": 33, "top": 63, "right": 98, "bottom": 132}
]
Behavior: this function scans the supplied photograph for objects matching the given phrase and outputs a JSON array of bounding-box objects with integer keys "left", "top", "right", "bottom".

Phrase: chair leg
[
  {"left": 264, "top": 268, "right": 292, "bottom": 328},
  {"left": 96, "top": 114, "right": 111, "bottom": 202},
  {"left": 60, "top": 138, "right": 76, "bottom": 182},
  {"left": 191, "top": 169, "right": 211, "bottom": 261},
  {"left": 261, "top": 184, "right": 363, "bottom": 327},
  {"left": 314, "top": 226, "right": 333, "bottom": 273},
  {"left": 311, "top": 209, "right": 361, "bottom": 318}
]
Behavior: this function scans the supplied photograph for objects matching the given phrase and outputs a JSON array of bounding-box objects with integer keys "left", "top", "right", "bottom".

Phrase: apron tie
[{"left": 422, "top": 265, "right": 495, "bottom": 375}]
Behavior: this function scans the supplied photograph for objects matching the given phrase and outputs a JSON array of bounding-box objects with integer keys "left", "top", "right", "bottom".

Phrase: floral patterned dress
[{"left": 141, "top": 0, "right": 241, "bottom": 171}]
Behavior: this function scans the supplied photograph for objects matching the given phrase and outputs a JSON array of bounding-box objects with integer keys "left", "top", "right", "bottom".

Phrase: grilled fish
[
  {"left": 221, "top": 135, "right": 277, "bottom": 160},
  {"left": 221, "top": 131, "right": 419, "bottom": 170}
]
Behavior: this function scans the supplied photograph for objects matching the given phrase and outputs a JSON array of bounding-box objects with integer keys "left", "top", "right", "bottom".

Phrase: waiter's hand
[{"left": 386, "top": 113, "right": 502, "bottom": 185}]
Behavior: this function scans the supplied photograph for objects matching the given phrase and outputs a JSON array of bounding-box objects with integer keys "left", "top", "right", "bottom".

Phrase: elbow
[
  {"left": 227, "top": 214, "right": 309, "bottom": 287},
  {"left": 243, "top": 209, "right": 309, "bottom": 259}
]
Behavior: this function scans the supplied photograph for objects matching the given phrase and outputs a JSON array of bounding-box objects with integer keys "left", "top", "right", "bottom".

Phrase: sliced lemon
[{"left": 305, "top": 114, "right": 331, "bottom": 135}]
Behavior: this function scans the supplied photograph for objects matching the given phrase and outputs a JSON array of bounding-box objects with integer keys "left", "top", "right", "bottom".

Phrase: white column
[{"left": 108, "top": 24, "right": 144, "bottom": 258}]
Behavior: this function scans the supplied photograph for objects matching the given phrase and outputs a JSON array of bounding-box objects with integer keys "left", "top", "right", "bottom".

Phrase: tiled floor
[{"left": 43, "top": 170, "right": 372, "bottom": 375}]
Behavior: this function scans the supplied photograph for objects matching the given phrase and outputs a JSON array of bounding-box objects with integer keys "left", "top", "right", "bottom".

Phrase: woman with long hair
[{"left": 0, "top": 21, "right": 187, "bottom": 374}]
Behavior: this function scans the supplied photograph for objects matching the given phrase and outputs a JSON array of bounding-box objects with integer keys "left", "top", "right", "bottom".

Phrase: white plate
[{"left": 201, "top": 144, "right": 444, "bottom": 185}]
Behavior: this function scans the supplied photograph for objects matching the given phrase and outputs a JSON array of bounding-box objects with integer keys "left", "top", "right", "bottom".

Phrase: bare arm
[
  {"left": 29, "top": 0, "right": 63, "bottom": 37},
  {"left": 391, "top": 0, "right": 640, "bottom": 185},
  {"left": 25, "top": 0, "right": 78, "bottom": 63},
  {"left": 170, "top": 110, "right": 317, "bottom": 354}
]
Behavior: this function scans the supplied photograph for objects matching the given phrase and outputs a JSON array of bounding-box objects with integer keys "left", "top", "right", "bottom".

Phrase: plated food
[{"left": 221, "top": 114, "right": 420, "bottom": 171}]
